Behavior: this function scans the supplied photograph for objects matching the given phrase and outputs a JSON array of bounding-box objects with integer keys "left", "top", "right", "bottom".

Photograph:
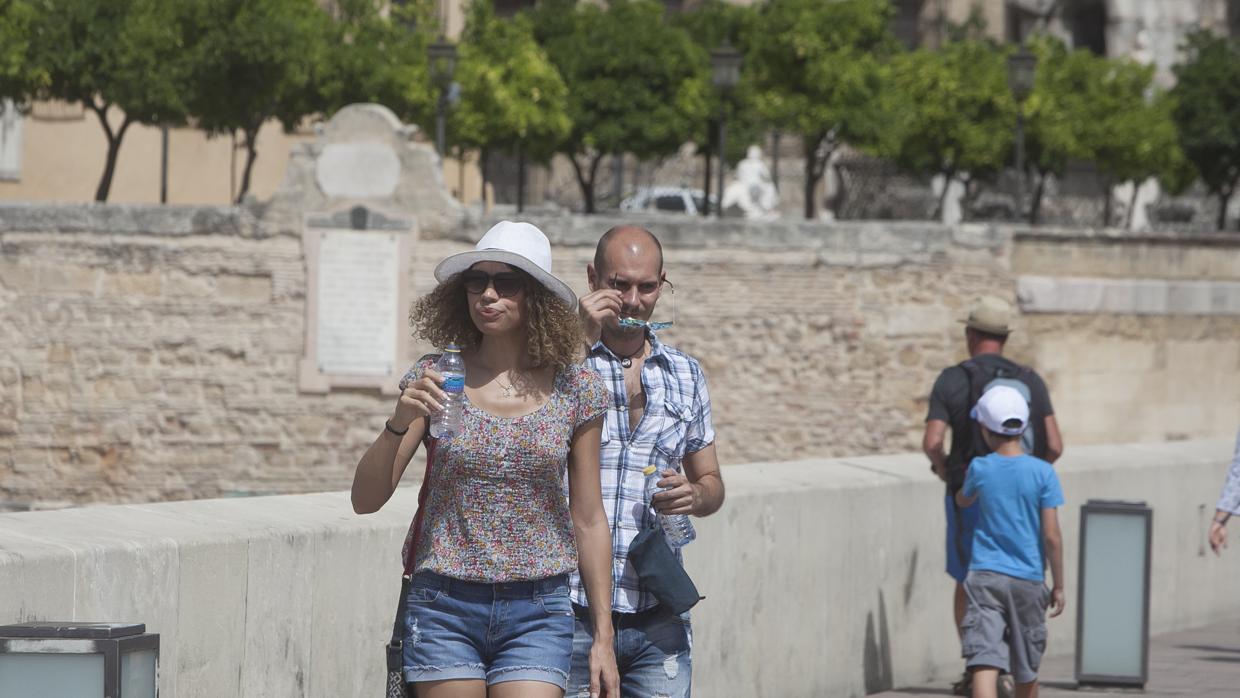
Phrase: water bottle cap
[
  {"left": 444, "top": 344, "right": 461, "bottom": 352},
  {"left": 643, "top": 465, "right": 657, "bottom": 476}
]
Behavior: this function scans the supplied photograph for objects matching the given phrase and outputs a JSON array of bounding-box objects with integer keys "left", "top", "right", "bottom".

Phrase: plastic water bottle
[
  {"left": 429, "top": 344, "right": 465, "bottom": 439},
  {"left": 644, "top": 465, "right": 696, "bottom": 548}
]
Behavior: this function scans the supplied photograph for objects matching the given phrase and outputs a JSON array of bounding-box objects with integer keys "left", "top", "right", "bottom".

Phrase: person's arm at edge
[
  {"left": 1042, "top": 507, "right": 1065, "bottom": 617},
  {"left": 954, "top": 461, "right": 978, "bottom": 508},
  {"left": 1209, "top": 430, "right": 1240, "bottom": 554},
  {"left": 568, "top": 415, "right": 619, "bottom": 698},
  {"left": 924, "top": 419, "right": 949, "bottom": 482},
  {"left": 1043, "top": 414, "right": 1064, "bottom": 464}
]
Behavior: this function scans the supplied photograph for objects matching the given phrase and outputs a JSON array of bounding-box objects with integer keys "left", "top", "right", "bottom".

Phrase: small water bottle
[
  {"left": 429, "top": 344, "right": 465, "bottom": 439},
  {"left": 643, "top": 465, "right": 696, "bottom": 548}
]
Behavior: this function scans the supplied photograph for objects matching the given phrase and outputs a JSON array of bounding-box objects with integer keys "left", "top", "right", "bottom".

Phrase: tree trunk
[
  {"left": 702, "top": 146, "right": 712, "bottom": 217},
  {"left": 1125, "top": 181, "right": 1140, "bottom": 230},
  {"left": 479, "top": 147, "right": 489, "bottom": 204},
  {"left": 236, "top": 127, "right": 260, "bottom": 204},
  {"left": 88, "top": 102, "right": 132, "bottom": 202},
  {"left": 932, "top": 169, "right": 956, "bottom": 221},
  {"left": 570, "top": 153, "right": 604, "bottom": 214},
  {"left": 1100, "top": 176, "right": 1113, "bottom": 227},
  {"left": 1219, "top": 189, "right": 1234, "bottom": 231},
  {"left": 1030, "top": 170, "right": 1048, "bottom": 224},
  {"left": 516, "top": 147, "right": 525, "bottom": 214}
]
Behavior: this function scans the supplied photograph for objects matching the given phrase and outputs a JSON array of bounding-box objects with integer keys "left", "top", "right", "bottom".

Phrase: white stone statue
[{"left": 721, "top": 145, "right": 779, "bottom": 219}]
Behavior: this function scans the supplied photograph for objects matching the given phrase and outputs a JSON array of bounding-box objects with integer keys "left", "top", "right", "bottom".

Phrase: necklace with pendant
[
  {"left": 496, "top": 375, "right": 515, "bottom": 398},
  {"left": 618, "top": 341, "right": 646, "bottom": 369}
]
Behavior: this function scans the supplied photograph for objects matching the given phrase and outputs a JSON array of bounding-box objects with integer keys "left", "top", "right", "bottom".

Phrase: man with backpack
[{"left": 922, "top": 295, "right": 1063, "bottom": 696}]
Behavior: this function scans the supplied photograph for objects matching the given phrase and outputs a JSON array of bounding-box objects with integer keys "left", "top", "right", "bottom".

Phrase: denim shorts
[{"left": 402, "top": 570, "right": 574, "bottom": 688}]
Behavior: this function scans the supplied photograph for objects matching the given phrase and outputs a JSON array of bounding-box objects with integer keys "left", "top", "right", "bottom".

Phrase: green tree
[
  {"left": 1078, "top": 58, "right": 1178, "bottom": 226},
  {"left": 1022, "top": 36, "right": 1096, "bottom": 223},
  {"left": 673, "top": 0, "right": 767, "bottom": 213},
  {"left": 452, "top": 0, "right": 570, "bottom": 197},
  {"left": 22, "top": 0, "right": 193, "bottom": 201},
  {"left": 745, "top": 0, "right": 898, "bottom": 219},
  {"left": 879, "top": 39, "right": 1015, "bottom": 220},
  {"left": 317, "top": 0, "right": 437, "bottom": 128},
  {"left": 183, "top": 0, "right": 331, "bottom": 203},
  {"left": 0, "top": 0, "right": 46, "bottom": 100},
  {"left": 530, "top": 0, "right": 710, "bottom": 213},
  {"left": 1171, "top": 31, "right": 1240, "bottom": 230}
]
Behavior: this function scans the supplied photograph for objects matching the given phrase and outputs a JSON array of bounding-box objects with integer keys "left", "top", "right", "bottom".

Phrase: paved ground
[{"left": 875, "top": 620, "right": 1240, "bottom": 697}]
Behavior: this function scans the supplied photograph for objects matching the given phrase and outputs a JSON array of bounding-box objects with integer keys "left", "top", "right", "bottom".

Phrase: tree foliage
[
  {"left": 317, "top": 0, "right": 436, "bottom": 128},
  {"left": 0, "top": 0, "right": 46, "bottom": 100},
  {"left": 1171, "top": 31, "right": 1240, "bottom": 230},
  {"left": 879, "top": 39, "right": 1014, "bottom": 219},
  {"left": 529, "top": 0, "right": 710, "bottom": 213},
  {"left": 744, "top": 0, "right": 897, "bottom": 218},
  {"left": 1021, "top": 36, "right": 1096, "bottom": 222},
  {"left": 182, "top": 0, "right": 331, "bottom": 203},
  {"left": 22, "top": 0, "right": 193, "bottom": 201},
  {"left": 452, "top": 0, "right": 570, "bottom": 167}
]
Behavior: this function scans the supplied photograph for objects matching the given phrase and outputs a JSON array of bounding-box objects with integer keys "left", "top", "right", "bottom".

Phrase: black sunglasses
[{"left": 461, "top": 270, "right": 526, "bottom": 297}]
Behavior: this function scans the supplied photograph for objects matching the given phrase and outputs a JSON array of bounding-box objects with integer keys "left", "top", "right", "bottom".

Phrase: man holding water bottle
[{"left": 568, "top": 225, "right": 726, "bottom": 698}]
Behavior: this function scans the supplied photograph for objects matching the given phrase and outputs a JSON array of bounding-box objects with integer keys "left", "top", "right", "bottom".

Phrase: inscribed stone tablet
[{"left": 316, "top": 230, "right": 400, "bottom": 376}]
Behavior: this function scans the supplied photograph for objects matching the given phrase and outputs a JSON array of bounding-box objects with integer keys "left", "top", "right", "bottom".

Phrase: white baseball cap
[
  {"left": 970, "top": 385, "right": 1029, "bottom": 435},
  {"left": 434, "top": 221, "right": 576, "bottom": 307}
]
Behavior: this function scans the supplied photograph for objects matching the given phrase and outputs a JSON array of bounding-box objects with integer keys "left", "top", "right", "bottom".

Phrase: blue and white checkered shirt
[
  {"left": 569, "top": 332, "right": 715, "bottom": 613},
  {"left": 1216, "top": 429, "right": 1240, "bottom": 515}
]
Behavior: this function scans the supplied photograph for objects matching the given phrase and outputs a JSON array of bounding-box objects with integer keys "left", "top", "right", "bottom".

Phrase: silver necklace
[{"left": 496, "top": 375, "right": 515, "bottom": 398}]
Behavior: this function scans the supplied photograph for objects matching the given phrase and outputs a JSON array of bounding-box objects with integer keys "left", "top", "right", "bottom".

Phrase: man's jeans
[{"left": 568, "top": 604, "right": 692, "bottom": 698}]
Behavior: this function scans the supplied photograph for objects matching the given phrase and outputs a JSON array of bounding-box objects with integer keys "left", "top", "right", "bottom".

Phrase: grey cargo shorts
[{"left": 961, "top": 570, "right": 1051, "bottom": 684}]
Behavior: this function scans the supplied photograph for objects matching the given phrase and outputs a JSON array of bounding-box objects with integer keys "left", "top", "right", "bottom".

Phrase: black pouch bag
[{"left": 627, "top": 521, "right": 703, "bottom": 615}]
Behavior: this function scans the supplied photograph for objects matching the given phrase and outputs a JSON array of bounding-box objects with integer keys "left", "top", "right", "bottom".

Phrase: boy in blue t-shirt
[{"left": 954, "top": 385, "right": 1065, "bottom": 698}]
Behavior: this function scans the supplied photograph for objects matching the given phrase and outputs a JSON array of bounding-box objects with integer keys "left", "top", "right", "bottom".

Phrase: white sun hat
[
  {"left": 434, "top": 221, "right": 576, "bottom": 307},
  {"left": 970, "top": 385, "right": 1030, "bottom": 436}
]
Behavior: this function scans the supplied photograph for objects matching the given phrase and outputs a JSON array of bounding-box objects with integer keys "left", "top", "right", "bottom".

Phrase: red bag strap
[{"left": 402, "top": 435, "right": 437, "bottom": 577}]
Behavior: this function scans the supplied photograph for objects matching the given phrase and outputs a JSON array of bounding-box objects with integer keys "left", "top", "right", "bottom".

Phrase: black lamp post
[
  {"left": 1007, "top": 46, "right": 1037, "bottom": 222},
  {"left": 427, "top": 36, "right": 458, "bottom": 157},
  {"left": 710, "top": 42, "right": 742, "bottom": 217}
]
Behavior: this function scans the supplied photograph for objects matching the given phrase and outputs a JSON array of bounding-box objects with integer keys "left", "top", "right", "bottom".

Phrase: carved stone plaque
[
  {"left": 299, "top": 205, "right": 415, "bottom": 395},
  {"left": 316, "top": 230, "right": 399, "bottom": 376}
]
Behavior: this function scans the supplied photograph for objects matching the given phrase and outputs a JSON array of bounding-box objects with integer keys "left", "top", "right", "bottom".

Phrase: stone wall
[{"left": 3, "top": 205, "right": 1240, "bottom": 506}]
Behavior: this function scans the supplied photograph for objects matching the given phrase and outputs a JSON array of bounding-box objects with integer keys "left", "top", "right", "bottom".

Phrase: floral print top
[{"left": 401, "top": 356, "right": 608, "bottom": 582}]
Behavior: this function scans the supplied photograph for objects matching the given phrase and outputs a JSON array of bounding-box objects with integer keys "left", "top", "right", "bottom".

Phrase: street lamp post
[
  {"left": 427, "top": 36, "right": 458, "bottom": 158},
  {"left": 1007, "top": 47, "right": 1037, "bottom": 222},
  {"left": 710, "top": 42, "right": 742, "bottom": 217}
]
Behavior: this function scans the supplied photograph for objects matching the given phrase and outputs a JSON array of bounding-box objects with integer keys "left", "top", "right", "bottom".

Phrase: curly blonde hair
[{"left": 409, "top": 269, "right": 584, "bottom": 371}]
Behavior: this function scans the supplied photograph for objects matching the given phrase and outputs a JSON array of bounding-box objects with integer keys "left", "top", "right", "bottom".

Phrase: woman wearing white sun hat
[{"left": 352, "top": 221, "right": 619, "bottom": 698}]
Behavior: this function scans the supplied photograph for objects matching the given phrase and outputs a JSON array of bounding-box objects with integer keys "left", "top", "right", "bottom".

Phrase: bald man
[{"left": 566, "top": 226, "right": 725, "bottom": 698}]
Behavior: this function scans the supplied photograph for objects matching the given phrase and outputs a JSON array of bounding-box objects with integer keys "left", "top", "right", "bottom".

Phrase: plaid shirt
[
  {"left": 569, "top": 332, "right": 716, "bottom": 613},
  {"left": 1217, "top": 429, "right": 1240, "bottom": 515}
]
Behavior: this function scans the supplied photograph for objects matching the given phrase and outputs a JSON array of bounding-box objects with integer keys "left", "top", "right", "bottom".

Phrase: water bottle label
[{"left": 442, "top": 375, "right": 465, "bottom": 393}]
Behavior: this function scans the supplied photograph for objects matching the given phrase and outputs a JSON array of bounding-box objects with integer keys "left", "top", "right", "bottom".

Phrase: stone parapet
[{"left": 1, "top": 440, "right": 1237, "bottom": 696}]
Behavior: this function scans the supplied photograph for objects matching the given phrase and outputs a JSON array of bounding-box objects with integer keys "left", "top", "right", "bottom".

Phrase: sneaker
[
  {"left": 950, "top": 670, "right": 973, "bottom": 696},
  {"left": 997, "top": 672, "right": 1015, "bottom": 698}
]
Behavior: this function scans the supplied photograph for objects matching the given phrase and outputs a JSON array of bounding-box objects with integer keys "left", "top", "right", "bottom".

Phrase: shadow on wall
[
  {"left": 864, "top": 547, "right": 919, "bottom": 694},
  {"left": 864, "top": 589, "right": 894, "bottom": 693}
]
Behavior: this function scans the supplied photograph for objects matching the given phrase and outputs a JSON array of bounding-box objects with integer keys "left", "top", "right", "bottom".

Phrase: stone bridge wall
[{"left": 2, "top": 204, "right": 1239, "bottom": 506}]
